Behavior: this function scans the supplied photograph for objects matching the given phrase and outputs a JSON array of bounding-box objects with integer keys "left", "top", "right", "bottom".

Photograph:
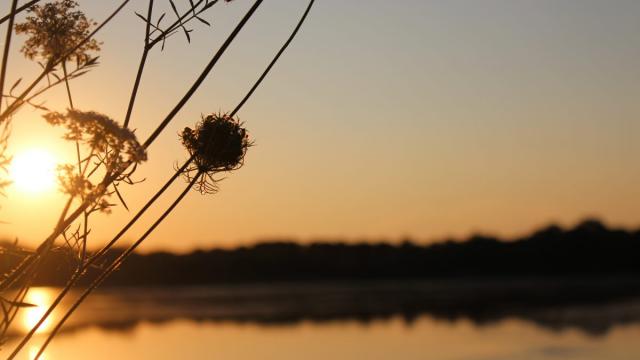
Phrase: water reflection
[
  {"left": 28, "top": 346, "right": 46, "bottom": 360},
  {"left": 3, "top": 280, "right": 640, "bottom": 359},
  {"left": 6, "top": 279, "right": 640, "bottom": 337},
  {"left": 21, "top": 288, "right": 54, "bottom": 334},
  {"left": 5, "top": 316, "right": 640, "bottom": 360}
]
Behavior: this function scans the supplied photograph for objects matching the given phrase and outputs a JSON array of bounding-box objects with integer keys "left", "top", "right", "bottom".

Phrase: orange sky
[{"left": 1, "top": 0, "right": 639, "bottom": 252}]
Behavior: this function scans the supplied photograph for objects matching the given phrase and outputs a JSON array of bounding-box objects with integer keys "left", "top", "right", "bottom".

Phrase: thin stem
[
  {"left": 0, "top": 196, "right": 75, "bottom": 292},
  {"left": 62, "top": 52, "right": 92, "bottom": 270},
  {"left": 232, "top": 0, "right": 315, "bottom": 118},
  {"left": 61, "top": 62, "right": 74, "bottom": 109},
  {"left": 126, "top": 0, "right": 222, "bottom": 128},
  {"left": 0, "top": 0, "right": 131, "bottom": 123},
  {"left": 142, "top": 0, "right": 264, "bottom": 149},
  {"left": 0, "top": 280, "right": 29, "bottom": 339},
  {"left": 9, "top": 156, "right": 195, "bottom": 354},
  {"left": 147, "top": 0, "right": 206, "bottom": 48},
  {"left": 0, "top": 0, "right": 39, "bottom": 26},
  {"left": 123, "top": 0, "right": 153, "bottom": 128},
  {"left": 0, "top": 64, "right": 50, "bottom": 123},
  {"left": 53, "top": 0, "right": 130, "bottom": 71},
  {"left": 31, "top": 172, "right": 203, "bottom": 360},
  {"left": 144, "top": 0, "right": 154, "bottom": 47},
  {"left": 90, "top": 158, "right": 194, "bottom": 262},
  {"left": 0, "top": 196, "right": 73, "bottom": 340},
  {"left": 78, "top": 148, "right": 96, "bottom": 263},
  {"left": 5, "top": 61, "right": 94, "bottom": 107},
  {"left": 0, "top": 0, "right": 19, "bottom": 115}
]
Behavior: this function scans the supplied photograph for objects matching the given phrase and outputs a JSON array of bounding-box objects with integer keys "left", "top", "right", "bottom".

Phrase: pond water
[{"left": 3, "top": 281, "right": 640, "bottom": 359}]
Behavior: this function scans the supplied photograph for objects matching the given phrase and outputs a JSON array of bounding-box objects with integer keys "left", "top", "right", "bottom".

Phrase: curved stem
[
  {"left": 31, "top": 172, "right": 202, "bottom": 360},
  {"left": 9, "top": 157, "right": 195, "bottom": 356},
  {"left": 142, "top": 0, "right": 264, "bottom": 149},
  {"left": 0, "top": 195, "right": 74, "bottom": 292},
  {"left": 123, "top": 0, "right": 153, "bottom": 128},
  {"left": 61, "top": 61, "right": 74, "bottom": 109},
  {"left": 231, "top": 0, "right": 315, "bottom": 117},
  {"left": 0, "top": 0, "right": 19, "bottom": 115},
  {"left": 147, "top": 0, "right": 205, "bottom": 49},
  {"left": 0, "top": 0, "right": 40, "bottom": 26}
]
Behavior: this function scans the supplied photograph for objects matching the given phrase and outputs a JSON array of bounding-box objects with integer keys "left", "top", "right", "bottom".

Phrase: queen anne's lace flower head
[
  {"left": 180, "top": 113, "right": 251, "bottom": 194},
  {"left": 44, "top": 109, "right": 147, "bottom": 167},
  {"left": 15, "top": 0, "right": 100, "bottom": 64},
  {"left": 181, "top": 113, "right": 250, "bottom": 172},
  {"left": 44, "top": 109, "right": 146, "bottom": 212}
]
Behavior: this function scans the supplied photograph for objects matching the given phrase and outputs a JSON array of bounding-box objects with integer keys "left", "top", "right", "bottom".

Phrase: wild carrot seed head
[{"left": 181, "top": 113, "right": 250, "bottom": 173}]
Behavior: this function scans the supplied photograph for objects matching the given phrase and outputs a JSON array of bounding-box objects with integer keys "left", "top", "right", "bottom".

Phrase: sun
[{"left": 10, "top": 148, "right": 58, "bottom": 193}]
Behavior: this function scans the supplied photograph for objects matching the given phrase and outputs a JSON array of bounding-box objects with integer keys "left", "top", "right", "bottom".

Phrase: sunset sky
[{"left": 1, "top": 0, "right": 639, "bottom": 252}]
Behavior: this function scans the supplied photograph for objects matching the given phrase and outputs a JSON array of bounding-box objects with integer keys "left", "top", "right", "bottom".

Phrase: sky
[{"left": 1, "top": 0, "right": 639, "bottom": 252}]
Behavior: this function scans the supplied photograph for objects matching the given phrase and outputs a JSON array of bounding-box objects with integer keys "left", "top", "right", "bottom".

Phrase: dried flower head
[
  {"left": 181, "top": 113, "right": 250, "bottom": 172},
  {"left": 44, "top": 109, "right": 147, "bottom": 168},
  {"left": 180, "top": 113, "right": 251, "bottom": 194},
  {"left": 15, "top": 0, "right": 100, "bottom": 64}
]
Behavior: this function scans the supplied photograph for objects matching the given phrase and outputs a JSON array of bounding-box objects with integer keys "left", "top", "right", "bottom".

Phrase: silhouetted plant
[
  {"left": 15, "top": 0, "right": 100, "bottom": 65},
  {"left": 181, "top": 113, "right": 250, "bottom": 194},
  {"left": 15, "top": 0, "right": 101, "bottom": 110},
  {"left": 45, "top": 109, "right": 147, "bottom": 167},
  {"left": 0, "top": 0, "right": 316, "bottom": 357}
]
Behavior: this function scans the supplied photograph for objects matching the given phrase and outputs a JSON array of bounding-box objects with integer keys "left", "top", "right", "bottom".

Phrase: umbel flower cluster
[
  {"left": 44, "top": 109, "right": 147, "bottom": 166},
  {"left": 14, "top": 0, "right": 100, "bottom": 64},
  {"left": 180, "top": 113, "right": 251, "bottom": 193},
  {"left": 44, "top": 109, "right": 147, "bottom": 207}
]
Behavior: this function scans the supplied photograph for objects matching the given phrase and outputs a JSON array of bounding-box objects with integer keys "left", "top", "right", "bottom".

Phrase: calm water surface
[{"left": 3, "top": 282, "right": 640, "bottom": 360}]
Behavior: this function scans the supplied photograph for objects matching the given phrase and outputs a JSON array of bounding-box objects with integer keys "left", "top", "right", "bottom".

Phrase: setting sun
[{"left": 10, "top": 149, "right": 57, "bottom": 194}]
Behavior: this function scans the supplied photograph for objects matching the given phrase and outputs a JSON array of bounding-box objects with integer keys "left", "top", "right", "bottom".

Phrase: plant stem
[
  {"left": 0, "top": 0, "right": 19, "bottom": 115},
  {"left": 123, "top": 0, "right": 153, "bottom": 128},
  {"left": 8, "top": 156, "right": 195, "bottom": 354},
  {"left": 143, "top": 0, "right": 264, "bottom": 149},
  {"left": 0, "top": 195, "right": 75, "bottom": 292},
  {"left": 232, "top": 0, "right": 315, "bottom": 117},
  {"left": 61, "top": 62, "right": 74, "bottom": 109},
  {"left": 147, "top": 0, "right": 206, "bottom": 48},
  {"left": 30, "top": 172, "right": 203, "bottom": 360},
  {"left": 6, "top": 62, "right": 93, "bottom": 108},
  {"left": 0, "top": 0, "right": 39, "bottom": 25}
]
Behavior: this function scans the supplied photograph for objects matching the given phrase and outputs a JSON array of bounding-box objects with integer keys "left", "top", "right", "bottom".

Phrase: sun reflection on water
[
  {"left": 21, "top": 288, "right": 55, "bottom": 334},
  {"left": 28, "top": 345, "right": 46, "bottom": 360}
]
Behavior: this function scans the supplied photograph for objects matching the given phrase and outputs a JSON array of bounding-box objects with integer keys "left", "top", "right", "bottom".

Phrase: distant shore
[{"left": 2, "top": 218, "right": 639, "bottom": 287}]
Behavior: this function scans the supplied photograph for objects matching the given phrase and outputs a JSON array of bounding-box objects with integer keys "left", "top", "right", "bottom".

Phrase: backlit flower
[
  {"left": 180, "top": 113, "right": 251, "bottom": 194},
  {"left": 44, "top": 109, "right": 147, "bottom": 167},
  {"left": 15, "top": 0, "right": 100, "bottom": 64}
]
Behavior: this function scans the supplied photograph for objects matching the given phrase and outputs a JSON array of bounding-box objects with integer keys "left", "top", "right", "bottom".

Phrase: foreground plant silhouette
[{"left": 0, "top": 0, "right": 315, "bottom": 357}]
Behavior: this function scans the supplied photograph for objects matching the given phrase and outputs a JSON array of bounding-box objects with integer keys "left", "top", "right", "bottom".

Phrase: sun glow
[
  {"left": 10, "top": 149, "right": 57, "bottom": 194},
  {"left": 21, "top": 288, "right": 54, "bottom": 334}
]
